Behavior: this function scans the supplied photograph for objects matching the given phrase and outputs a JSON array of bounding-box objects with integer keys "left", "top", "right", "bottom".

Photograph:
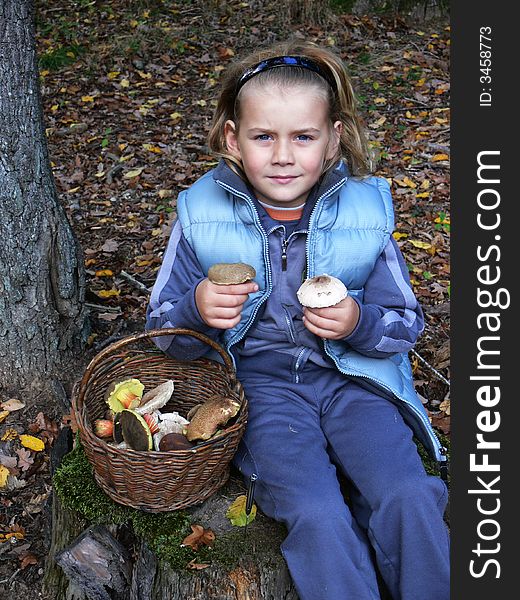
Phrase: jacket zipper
[
  {"left": 214, "top": 179, "right": 272, "bottom": 351},
  {"left": 281, "top": 237, "right": 288, "bottom": 271}
]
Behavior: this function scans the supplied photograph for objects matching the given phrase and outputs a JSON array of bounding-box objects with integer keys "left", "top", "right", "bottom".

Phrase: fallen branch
[
  {"left": 119, "top": 270, "right": 151, "bottom": 295},
  {"left": 411, "top": 348, "right": 450, "bottom": 387}
]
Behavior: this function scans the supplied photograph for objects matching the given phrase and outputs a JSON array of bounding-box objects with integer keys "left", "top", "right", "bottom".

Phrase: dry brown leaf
[
  {"left": 1, "top": 398, "right": 25, "bottom": 412},
  {"left": 19, "top": 552, "right": 39, "bottom": 569},
  {"left": 181, "top": 524, "right": 215, "bottom": 551},
  {"left": 187, "top": 558, "right": 211, "bottom": 570},
  {"left": 16, "top": 448, "right": 34, "bottom": 472}
]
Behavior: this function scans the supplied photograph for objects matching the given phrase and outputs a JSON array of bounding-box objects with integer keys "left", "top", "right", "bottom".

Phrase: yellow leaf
[
  {"left": 20, "top": 434, "right": 45, "bottom": 452},
  {"left": 120, "top": 78, "right": 130, "bottom": 88},
  {"left": 170, "top": 112, "right": 182, "bottom": 122},
  {"left": 96, "top": 289, "right": 120, "bottom": 298},
  {"left": 420, "top": 179, "right": 431, "bottom": 189},
  {"left": 226, "top": 494, "right": 257, "bottom": 526},
  {"left": 374, "top": 97, "right": 387, "bottom": 104},
  {"left": 51, "top": 105, "right": 59, "bottom": 112},
  {"left": 409, "top": 240, "right": 433, "bottom": 250},
  {"left": 2, "top": 428, "right": 18, "bottom": 441},
  {"left": 402, "top": 176, "right": 416, "bottom": 189},
  {"left": 158, "top": 189, "right": 173, "bottom": 198},
  {"left": 95, "top": 269, "right": 114, "bottom": 277},
  {"left": 81, "top": 95, "right": 94, "bottom": 103},
  {"left": 0, "top": 465, "right": 9, "bottom": 488},
  {"left": 433, "top": 153, "right": 449, "bottom": 162},
  {"left": 123, "top": 167, "right": 144, "bottom": 179},
  {"left": 130, "top": 19, "right": 139, "bottom": 27},
  {"left": 415, "top": 192, "right": 430, "bottom": 198},
  {"left": 392, "top": 232, "right": 409, "bottom": 241},
  {"left": 107, "top": 71, "right": 120, "bottom": 79},
  {"left": 0, "top": 410, "right": 9, "bottom": 424},
  {"left": 143, "top": 143, "right": 162, "bottom": 154},
  {"left": 439, "top": 398, "right": 451, "bottom": 415}
]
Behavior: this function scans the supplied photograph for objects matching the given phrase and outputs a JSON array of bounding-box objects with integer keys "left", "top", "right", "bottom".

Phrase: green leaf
[{"left": 225, "top": 494, "right": 257, "bottom": 527}]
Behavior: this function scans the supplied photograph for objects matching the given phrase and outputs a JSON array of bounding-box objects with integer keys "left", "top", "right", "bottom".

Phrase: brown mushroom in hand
[
  {"left": 297, "top": 274, "right": 348, "bottom": 308},
  {"left": 207, "top": 263, "right": 256, "bottom": 285},
  {"left": 183, "top": 395, "right": 241, "bottom": 442}
]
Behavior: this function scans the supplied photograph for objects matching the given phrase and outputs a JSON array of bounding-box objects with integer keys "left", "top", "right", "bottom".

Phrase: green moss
[
  {"left": 53, "top": 442, "right": 286, "bottom": 571},
  {"left": 415, "top": 432, "right": 451, "bottom": 482}
]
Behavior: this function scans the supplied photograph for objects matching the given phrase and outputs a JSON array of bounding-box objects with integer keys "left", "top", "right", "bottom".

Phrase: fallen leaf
[
  {"left": 16, "top": 448, "right": 34, "bottom": 472},
  {"left": 20, "top": 552, "right": 39, "bottom": 569},
  {"left": 409, "top": 239, "right": 433, "bottom": 250},
  {"left": 0, "top": 465, "right": 9, "bottom": 487},
  {"left": 95, "top": 288, "right": 120, "bottom": 298},
  {"left": 181, "top": 524, "right": 215, "bottom": 551},
  {"left": 0, "top": 454, "right": 18, "bottom": 469},
  {"left": 123, "top": 167, "right": 144, "bottom": 179},
  {"left": 187, "top": 558, "right": 211, "bottom": 570},
  {"left": 439, "top": 397, "right": 451, "bottom": 415},
  {"left": 2, "top": 428, "right": 18, "bottom": 441},
  {"left": 1, "top": 398, "right": 25, "bottom": 412},
  {"left": 62, "top": 413, "right": 79, "bottom": 434},
  {"left": 0, "top": 410, "right": 9, "bottom": 424},
  {"left": 19, "top": 434, "right": 45, "bottom": 452},
  {"left": 226, "top": 494, "right": 257, "bottom": 526},
  {"left": 100, "top": 239, "right": 119, "bottom": 253}
]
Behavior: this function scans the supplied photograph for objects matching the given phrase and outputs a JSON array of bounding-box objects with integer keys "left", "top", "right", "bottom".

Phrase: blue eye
[
  {"left": 255, "top": 134, "right": 271, "bottom": 141},
  {"left": 296, "top": 134, "right": 312, "bottom": 141}
]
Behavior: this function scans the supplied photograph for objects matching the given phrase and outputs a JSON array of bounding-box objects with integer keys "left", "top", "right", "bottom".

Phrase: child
[{"left": 146, "top": 40, "right": 450, "bottom": 600}]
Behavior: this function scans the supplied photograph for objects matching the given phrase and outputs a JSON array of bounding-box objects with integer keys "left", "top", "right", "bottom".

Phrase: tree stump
[
  {"left": 43, "top": 432, "right": 299, "bottom": 600},
  {"left": 44, "top": 484, "right": 298, "bottom": 600}
]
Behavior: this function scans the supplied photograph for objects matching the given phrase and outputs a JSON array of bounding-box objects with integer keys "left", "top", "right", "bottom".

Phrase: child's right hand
[{"left": 195, "top": 278, "right": 259, "bottom": 329}]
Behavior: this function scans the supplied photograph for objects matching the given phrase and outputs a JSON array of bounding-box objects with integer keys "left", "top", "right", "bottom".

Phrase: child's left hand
[{"left": 302, "top": 296, "right": 360, "bottom": 340}]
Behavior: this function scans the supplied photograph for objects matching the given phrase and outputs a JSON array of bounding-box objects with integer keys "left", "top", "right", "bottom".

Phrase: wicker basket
[{"left": 72, "top": 328, "right": 248, "bottom": 512}]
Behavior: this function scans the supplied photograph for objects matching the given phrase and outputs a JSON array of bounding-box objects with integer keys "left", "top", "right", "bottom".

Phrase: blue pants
[{"left": 234, "top": 354, "right": 450, "bottom": 600}]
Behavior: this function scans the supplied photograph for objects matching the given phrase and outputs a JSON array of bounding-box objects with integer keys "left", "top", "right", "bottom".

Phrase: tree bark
[{"left": 0, "top": 0, "right": 89, "bottom": 401}]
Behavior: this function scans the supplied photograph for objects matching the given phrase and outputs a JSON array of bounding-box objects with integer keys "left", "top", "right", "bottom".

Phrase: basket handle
[{"left": 75, "top": 328, "right": 236, "bottom": 411}]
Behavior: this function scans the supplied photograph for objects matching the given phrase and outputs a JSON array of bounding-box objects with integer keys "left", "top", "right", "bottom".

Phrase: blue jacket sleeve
[
  {"left": 145, "top": 219, "right": 223, "bottom": 360},
  {"left": 343, "top": 237, "right": 424, "bottom": 358}
]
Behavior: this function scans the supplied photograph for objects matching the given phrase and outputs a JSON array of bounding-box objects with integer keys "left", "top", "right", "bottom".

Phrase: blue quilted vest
[{"left": 177, "top": 170, "right": 446, "bottom": 464}]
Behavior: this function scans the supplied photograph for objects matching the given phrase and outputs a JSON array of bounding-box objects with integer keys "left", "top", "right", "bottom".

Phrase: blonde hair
[{"left": 207, "top": 40, "right": 372, "bottom": 177}]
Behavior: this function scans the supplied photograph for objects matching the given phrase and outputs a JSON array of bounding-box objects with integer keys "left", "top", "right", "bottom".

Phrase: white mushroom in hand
[{"left": 297, "top": 274, "right": 348, "bottom": 308}]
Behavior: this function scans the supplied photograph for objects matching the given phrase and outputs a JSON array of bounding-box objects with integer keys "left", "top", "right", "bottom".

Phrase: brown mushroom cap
[
  {"left": 183, "top": 395, "right": 241, "bottom": 441},
  {"left": 207, "top": 263, "right": 256, "bottom": 285},
  {"left": 297, "top": 274, "right": 348, "bottom": 308}
]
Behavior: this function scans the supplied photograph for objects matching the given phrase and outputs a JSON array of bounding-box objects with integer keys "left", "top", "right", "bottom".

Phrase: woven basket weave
[{"left": 72, "top": 328, "right": 248, "bottom": 512}]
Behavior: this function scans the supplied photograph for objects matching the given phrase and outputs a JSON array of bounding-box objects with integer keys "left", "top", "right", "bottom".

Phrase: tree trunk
[
  {"left": 0, "top": 0, "right": 89, "bottom": 402},
  {"left": 280, "top": 0, "right": 332, "bottom": 27}
]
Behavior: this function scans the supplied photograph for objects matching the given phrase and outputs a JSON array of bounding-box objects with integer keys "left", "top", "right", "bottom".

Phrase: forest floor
[{"left": 0, "top": 1, "right": 450, "bottom": 597}]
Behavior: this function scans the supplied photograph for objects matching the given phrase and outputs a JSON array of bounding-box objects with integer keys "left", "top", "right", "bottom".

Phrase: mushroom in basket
[{"left": 183, "top": 395, "right": 241, "bottom": 442}]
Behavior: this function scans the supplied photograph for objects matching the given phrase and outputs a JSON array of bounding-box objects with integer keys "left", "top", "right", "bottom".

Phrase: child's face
[{"left": 225, "top": 84, "right": 341, "bottom": 208}]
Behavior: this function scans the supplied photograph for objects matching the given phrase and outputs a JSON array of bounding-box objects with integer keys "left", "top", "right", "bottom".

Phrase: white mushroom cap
[{"left": 297, "top": 274, "right": 348, "bottom": 308}]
